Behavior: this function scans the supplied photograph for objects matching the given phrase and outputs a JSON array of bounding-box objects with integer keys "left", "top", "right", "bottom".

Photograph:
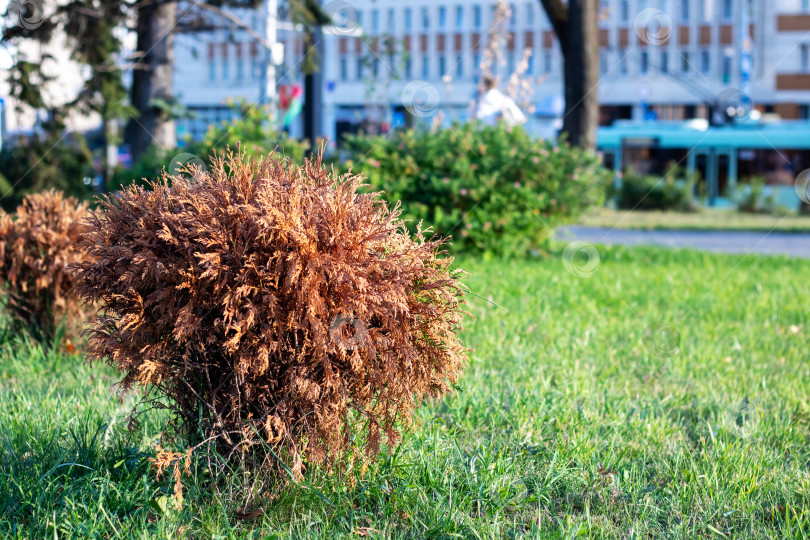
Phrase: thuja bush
[
  {"left": 72, "top": 150, "right": 467, "bottom": 477},
  {"left": 341, "top": 123, "right": 611, "bottom": 258},
  {"left": 0, "top": 189, "right": 91, "bottom": 342}
]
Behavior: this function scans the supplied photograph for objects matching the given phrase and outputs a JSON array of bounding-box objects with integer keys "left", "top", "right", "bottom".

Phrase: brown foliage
[
  {"left": 0, "top": 189, "right": 91, "bottom": 342},
  {"left": 72, "top": 150, "right": 467, "bottom": 475},
  {"left": 150, "top": 446, "right": 192, "bottom": 508}
]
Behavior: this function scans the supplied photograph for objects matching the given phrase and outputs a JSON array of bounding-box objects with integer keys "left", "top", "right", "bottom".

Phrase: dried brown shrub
[
  {"left": 0, "top": 189, "right": 91, "bottom": 342},
  {"left": 72, "top": 150, "right": 467, "bottom": 476}
]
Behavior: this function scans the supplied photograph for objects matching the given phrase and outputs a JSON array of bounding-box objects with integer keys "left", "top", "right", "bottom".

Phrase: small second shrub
[{"left": 0, "top": 189, "right": 91, "bottom": 342}]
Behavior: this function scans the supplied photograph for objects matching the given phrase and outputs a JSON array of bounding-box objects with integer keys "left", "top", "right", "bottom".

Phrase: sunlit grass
[{"left": 1, "top": 245, "right": 809, "bottom": 538}]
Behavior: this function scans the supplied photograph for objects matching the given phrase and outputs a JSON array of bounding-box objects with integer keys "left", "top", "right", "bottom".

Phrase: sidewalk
[{"left": 556, "top": 226, "right": 810, "bottom": 258}]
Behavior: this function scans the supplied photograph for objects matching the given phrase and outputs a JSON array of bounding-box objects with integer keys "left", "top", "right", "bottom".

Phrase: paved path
[{"left": 556, "top": 226, "right": 810, "bottom": 258}]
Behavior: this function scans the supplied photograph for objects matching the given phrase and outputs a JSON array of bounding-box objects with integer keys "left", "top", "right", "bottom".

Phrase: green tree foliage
[{"left": 1, "top": 0, "right": 332, "bottom": 169}]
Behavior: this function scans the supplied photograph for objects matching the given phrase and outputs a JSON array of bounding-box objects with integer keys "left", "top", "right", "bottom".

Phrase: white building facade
[{"left": 173, "top": 0, "right": 810, "bottom": 145}]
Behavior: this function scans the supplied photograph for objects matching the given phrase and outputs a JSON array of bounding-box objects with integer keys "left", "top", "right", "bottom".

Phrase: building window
[
  {"left": 356, "top": 58, "right": 363, "bottom": 80},
  {"left": 722, "top": 0, "right": 732, "bottom": 19},
  {"left": 800, "top": 104, "right": 810, "bottom": 120},
  {"left": 422, "top": 7, "right": 430, "bottom": 29},
  {"left": 599, "top": 51, "right": 608, "bottom": 75},
  {"left": 527, "top": 53, "right": 534, "bottom": 75},
  {"left": 802, "top": 43, "right": 810, "bottom": 72},
  {"left": 544, "top": 52, "right": 552, "bottom": 73},
  {"left": 405, "top": 57, "right": 412, "bottom": 78},
  {"left": 473, "top": 5, "right": 481, "bottom": 29},
  {"left": 236, "top": 57, "right": 244, "bottom": 80},
  {"left": 661, "top": 50, "right": 669, "bottom": 73},
  {"left": 507, "top": 52, "right": 515, "bottom": 74},
  {"left": 456, "top": 54, "right": 463, "bottom": 77},
  {"left": 456, "top": 5, "right": 464, "bottom": 28},
  {"left": 221, "top": 47, "right": 229, "bottom": 80},
  {"left": 722, "top": 55, "right": 732, "bottom": 83},
  {"left": 473, "top": 53, "right": 481, "bottom": 73},
  {"left": 681, "top": 51, "right": 690, "bottom": 73},
  {"left": 371, "top": 9, "right": 379, "bottom": 32},
  {"left": 804, "top": 0, "right": 810, "bottom": 12},
  {"left": 700, "top": 49, "right": 710, "bottom": 74},
  {"left": 619, "top": 49, "right": 628, "bottom": 75},
  {"left": 640, "top": 50, "right": 649, "bottom": 75},
  {"left": 387, "top": 8, "right": 395, "bottom": 30},
  {"left": 340, "top": 58, "right": 348, "bottom": 81},
  {"left": 357, "top": 10, "right": 363, "bottom": 28},
  {"left": 681, "top": 0, "right": 690, "bottom": 21},
  {"left": 438, "top": 6, "right": 446, "bottom": 29},
  {"left": 209, "top": 59, "right": 216, "bottom": 81},
  {"left": 252, "top": 57, "right": 261, "bottom": 80},
  {"left": 526, "top": 3, "right": 534, "bottom": 26},
  {"left": 439, "top": 55, "right": 446, "bottom": 76},
  {"left": 509, "top": 3, "right": 516, "bottom": 27},
  {"left": 405, "top": 8, "right": 412, "bottom": 31},
  {"left": 620, "top": 0, "right": 629, "bottom": 22},
  {"left": 422, "top": 56, "right": 429, "bottom": 78}
]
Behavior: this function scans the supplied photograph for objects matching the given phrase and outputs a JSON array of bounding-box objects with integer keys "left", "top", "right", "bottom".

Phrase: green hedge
[
  {"left": 615, "top": 166, "right": 697, "bottom": 211},
  {"left": 341, "top": 123, "right": 611, "bottom": 257}
]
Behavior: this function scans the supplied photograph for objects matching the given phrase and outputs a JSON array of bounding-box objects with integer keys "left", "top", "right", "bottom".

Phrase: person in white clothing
[{"left": 473, "top": 76, "right": 528, "bottom": 127}]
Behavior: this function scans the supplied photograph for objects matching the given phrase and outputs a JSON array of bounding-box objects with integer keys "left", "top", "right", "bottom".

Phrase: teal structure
[{"left": 596, "top": 120, "right": 810, "bottom": 206}]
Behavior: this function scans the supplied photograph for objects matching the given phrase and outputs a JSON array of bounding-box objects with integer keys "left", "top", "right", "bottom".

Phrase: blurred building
[
  {"left": 172, "top": 8, "right": 269, "bottom": 142},
  {"left": 173, "top": 0, "right": 810, "bottom": 145}
]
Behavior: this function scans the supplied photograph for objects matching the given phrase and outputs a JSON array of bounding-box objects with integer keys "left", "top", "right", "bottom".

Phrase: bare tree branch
[{"left": 185, "top": 0, "right": 272, "bottom": 50}]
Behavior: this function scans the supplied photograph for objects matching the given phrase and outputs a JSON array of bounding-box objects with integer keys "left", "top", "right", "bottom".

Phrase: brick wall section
[
  {"left": 777, "top": 14, "right": 810, "bottom": 31},
  {"left": 679, "top": 26, "right": 690, "bottom": 45},
  {"left": 699, "top": 25, "right": 712, "bottom": 45},
  {"left": 776, "top": 74, "right": 810, "bottom": 90}
]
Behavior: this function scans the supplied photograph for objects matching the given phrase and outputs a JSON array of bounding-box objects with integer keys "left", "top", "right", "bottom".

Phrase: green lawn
[
  {"left": 2, "top": 245, "right": 809, "bottom": 538},
  {"left": 578, "top": 208, "right": 810, "bottom": 233}
]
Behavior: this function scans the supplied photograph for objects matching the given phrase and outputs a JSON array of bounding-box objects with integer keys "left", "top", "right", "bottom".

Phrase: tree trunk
[
  {"left": 562, "top": 0, "right": 598, "bottom": 150},
  {"left": 125, "top": 0, "right": 177, "bottom": 163},
  {"left": 302, "top": 28, "right": 324, "bottom": 153},
  {"left": 539, "top": 0, "right": 599, "bottom": 151}
]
